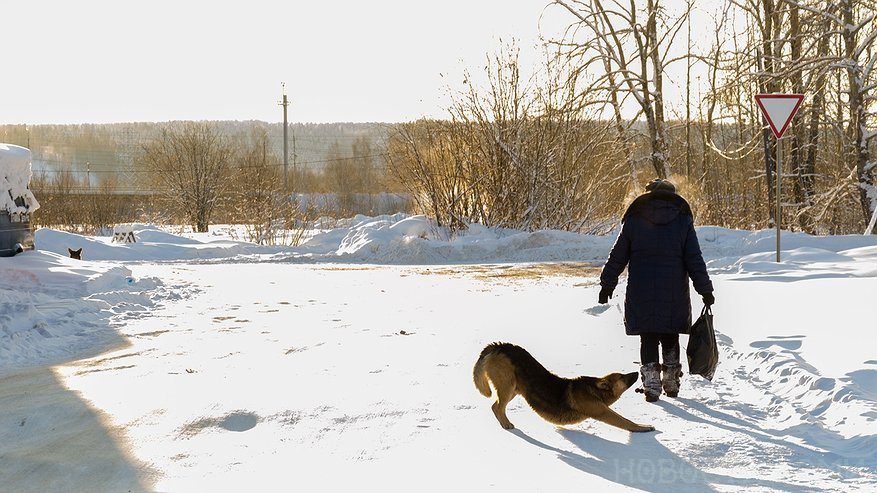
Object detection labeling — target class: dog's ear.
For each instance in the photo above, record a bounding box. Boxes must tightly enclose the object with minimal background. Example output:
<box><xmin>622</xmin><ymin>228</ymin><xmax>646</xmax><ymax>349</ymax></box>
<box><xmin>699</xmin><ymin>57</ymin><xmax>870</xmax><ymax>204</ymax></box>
<box><xmin>68</xmin><ymin>248</ymin><xmax>74</xmax><ymax>255</ymax></box>
<box><xmin>596</xmin><ymin>378</ymin><xmax>611</xmax><ymax>391</ymax></box>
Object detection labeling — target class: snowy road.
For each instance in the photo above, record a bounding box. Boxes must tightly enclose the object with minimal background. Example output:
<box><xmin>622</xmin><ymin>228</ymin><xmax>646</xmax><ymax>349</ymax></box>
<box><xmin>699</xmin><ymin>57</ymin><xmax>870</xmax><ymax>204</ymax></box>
<box><xmin>4</xmin><ymin>261</ymin><xmax>874</xmax><ymax>492</ymax></box>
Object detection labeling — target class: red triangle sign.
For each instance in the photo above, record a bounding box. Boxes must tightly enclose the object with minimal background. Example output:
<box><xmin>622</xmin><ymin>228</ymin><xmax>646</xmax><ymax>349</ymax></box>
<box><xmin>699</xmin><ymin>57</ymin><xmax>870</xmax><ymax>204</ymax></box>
<box><xmin>755</xmin><ymin>94</ymin><xmax>804</xmax><ymax>138</ymax></box>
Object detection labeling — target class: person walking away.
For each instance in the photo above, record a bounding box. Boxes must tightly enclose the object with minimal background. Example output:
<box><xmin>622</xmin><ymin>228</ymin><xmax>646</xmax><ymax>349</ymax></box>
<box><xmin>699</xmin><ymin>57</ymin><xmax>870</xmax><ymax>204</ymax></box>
<box><xmin>598</xmin><ymin>179</ymin><xmax>714</xmax><ymax>402</ymax></box>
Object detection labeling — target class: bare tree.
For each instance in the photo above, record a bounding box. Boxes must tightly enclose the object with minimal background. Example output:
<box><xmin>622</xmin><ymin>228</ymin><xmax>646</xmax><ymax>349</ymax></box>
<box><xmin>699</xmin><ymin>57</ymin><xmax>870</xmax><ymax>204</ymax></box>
<box><xmin>695</xmin><ymin>0</ymin><xmax>877</xmax><ymax>232</ymax></box>
<box><xmin>386</xmin><ymin>119</ymin><xmax>472</xmax><ymax>231</ymax></box>
<box><xmin>838</xmin><ymin>0</ymin><xmax>877</xmax><ymax>231</ymax></box>
<box><xmin>552</xmin><ymin>0</ymin><xmax>692</xmax><ymax>180</ymax></box>
<box><xmin>227</xmin><ymin>126</ymin><xmax>282</xmax><ymax>243</ymax></box>
<box><xmin>793</xmin><ymin>0</ymin><xmax>833</xmax><ymax>230</ymax></box>
<box><xmin>387</xmin><ymin>44</ymin><xmax>626</xmax><ymax>233</ymax></box>
<box><xmin>139</xmin><ymin>122</ymin><xmax>233</xmax><ymax>232</ymax></box>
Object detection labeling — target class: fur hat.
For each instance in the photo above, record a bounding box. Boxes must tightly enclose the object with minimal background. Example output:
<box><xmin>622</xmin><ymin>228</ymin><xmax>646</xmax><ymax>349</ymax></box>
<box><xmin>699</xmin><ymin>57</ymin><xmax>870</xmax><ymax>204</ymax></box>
<box><xmin>645</xmin><ymin>179</ymin><xmax>677</xmax><ymax>194</ymax></box>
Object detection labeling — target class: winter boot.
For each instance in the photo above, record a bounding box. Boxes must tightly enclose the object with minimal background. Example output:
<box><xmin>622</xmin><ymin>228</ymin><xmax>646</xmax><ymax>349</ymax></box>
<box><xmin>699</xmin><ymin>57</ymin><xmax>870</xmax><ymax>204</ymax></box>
<box><xmin>661</xmin><ymin>342</ymin><xmax>683</xmax><ymax>398</ymax></box>
<box><xmin>639</xmin><ymin>363</ymin><xmax>663</xmax><ymax>402</ymax></box>
<box><xmin>661</xmin><ymin>363</ymin><xmax>684</xmax><ymax>398</ymax></box>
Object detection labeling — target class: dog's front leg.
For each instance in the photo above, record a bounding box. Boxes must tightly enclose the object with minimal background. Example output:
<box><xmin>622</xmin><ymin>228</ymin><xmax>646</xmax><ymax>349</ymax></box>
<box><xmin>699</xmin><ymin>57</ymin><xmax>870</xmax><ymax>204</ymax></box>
<box><xmin>591</xmin><ymin>407</ymin><xmax>655</xmax><ymax>433</ymax></box>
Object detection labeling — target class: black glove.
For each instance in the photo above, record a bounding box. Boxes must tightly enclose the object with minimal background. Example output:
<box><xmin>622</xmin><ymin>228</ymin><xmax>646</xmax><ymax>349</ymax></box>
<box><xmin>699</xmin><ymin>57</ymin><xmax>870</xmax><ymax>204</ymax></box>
<box><xmin>598</xmin><ymin>287</ymin><xmax>614</xmax><ymax>304</ymax></box>
<box><xmin>702</xmin><ymin>292</ymin><xmax>715</xmax><ymax>307</ymax></box>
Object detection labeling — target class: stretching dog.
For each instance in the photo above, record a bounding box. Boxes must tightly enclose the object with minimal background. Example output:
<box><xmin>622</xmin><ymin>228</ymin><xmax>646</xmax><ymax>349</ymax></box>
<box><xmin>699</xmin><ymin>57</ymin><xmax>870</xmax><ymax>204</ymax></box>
<box><xmin>474</xmin><ymin>342</ymin><xmax>654</xmax><ymax>432</ymax></box>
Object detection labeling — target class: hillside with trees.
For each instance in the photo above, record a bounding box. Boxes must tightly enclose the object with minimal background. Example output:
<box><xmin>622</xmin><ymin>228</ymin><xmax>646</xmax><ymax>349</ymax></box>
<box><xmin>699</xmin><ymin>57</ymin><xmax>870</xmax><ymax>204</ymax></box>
<box><xmin>0</xmin><ymin>121</ymin><xmax>406</xmax><ymax>240</ymax></box>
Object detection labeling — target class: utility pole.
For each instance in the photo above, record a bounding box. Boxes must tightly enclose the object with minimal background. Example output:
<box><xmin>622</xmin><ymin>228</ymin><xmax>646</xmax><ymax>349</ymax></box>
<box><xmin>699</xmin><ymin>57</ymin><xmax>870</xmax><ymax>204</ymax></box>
<box><xmin>279</xmin><ymin>83</ymin><xmax>290</xmax><ymax>194</ymax></box>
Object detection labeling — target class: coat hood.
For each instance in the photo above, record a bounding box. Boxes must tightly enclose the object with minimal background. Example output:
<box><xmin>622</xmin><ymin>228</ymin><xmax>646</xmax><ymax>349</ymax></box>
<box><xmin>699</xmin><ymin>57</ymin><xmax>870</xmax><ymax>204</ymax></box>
<box><xmin>622</xmin><ymin>190</ymin><xmax>693</xmax><ymax>225</ymax></box>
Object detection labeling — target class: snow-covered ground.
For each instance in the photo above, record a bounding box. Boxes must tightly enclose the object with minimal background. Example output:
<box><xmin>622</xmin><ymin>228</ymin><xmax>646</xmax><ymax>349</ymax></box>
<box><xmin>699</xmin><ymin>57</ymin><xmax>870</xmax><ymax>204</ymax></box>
<box><xmin>2</xmin><ymin>215</ymin><xmax>876</xmax><ymax>492</ymax></box>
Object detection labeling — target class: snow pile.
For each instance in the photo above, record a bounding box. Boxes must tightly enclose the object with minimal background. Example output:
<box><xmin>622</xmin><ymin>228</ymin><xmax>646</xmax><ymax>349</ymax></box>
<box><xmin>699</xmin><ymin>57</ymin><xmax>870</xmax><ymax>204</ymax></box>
<box><xmin>293</xmin><ymin>214</ymin><xmax>610</xmax><ymax>264</ymax></box>
<box><xmin>272</xmin><ymin>215</ymin><xmax>877</xmax><ymax>265</ymax></box>
<box><xmin>698</xmin><ymin>226</ymin><xmax>877</xmax><ymax>264</ymax></box>
<box><xmin>0</xmin><ymin>251</ymin><xmax>174</xmax><ymax>368</ymax></box>
<box><xmin>280</xmin><ymin>215</ymin><xmax>877</xmax><ymax>266</ymax></box>
<box><xmin>0</xmin><ymin>143</ymin><xmax>40</xmax><ymax>214</ymax></box>
<box><xmin>33</xmin><ymin>214</ymin><xmax>614</xmax><ymax>264</ymax></box>
<box><xmin>35</xmin><ymin>225</ymin><xmax>287</xmax><ymax>262</ymax></box>
<box><xmin>31</xmin><ymin>214</ymin><xmax>877</xmax><ymax>266</ymax></box>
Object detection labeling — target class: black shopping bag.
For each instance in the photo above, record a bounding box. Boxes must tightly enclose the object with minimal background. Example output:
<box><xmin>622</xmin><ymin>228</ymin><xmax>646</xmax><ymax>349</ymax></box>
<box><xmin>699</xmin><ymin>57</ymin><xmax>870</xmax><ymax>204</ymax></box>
<box><xmin>687</xmin><ymin>306</ymin><xmax>718</xmax><ymax>381</ymax></box>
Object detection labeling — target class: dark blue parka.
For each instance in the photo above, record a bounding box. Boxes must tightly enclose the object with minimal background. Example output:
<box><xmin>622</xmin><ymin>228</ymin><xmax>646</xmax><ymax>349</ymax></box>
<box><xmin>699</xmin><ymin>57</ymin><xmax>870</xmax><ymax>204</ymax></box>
<box><xmin>600</xmin><ymin>190</ymin><xmax>713</xmax><ymax>335</ymax></box>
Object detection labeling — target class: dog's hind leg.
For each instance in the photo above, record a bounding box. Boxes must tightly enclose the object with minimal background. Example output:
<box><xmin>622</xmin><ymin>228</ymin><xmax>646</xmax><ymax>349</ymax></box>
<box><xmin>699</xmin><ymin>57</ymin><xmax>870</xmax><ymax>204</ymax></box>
<box><xmin>591</xmin><ymin>407</ymin><xmax>655</xmax><ymax>433</ymax></box>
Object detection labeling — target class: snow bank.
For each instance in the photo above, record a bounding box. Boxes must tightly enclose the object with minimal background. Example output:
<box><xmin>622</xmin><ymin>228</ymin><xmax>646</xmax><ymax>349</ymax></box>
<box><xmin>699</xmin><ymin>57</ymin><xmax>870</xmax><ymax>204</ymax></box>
<box><xmin>35</xmin><ymin>225</ymin><xmax>287</xmax><ymax>262</ymax></box>
<box><xmin>33</xmin><ymin>215</ymin><xmax>877</xmax><ymax>267</ymax></box>
<box><xmin>279</xmin><ymin>215</ymin><xmax>877</xmax><ymax>266</ymax></box>
<box><xmin>0</xmin><ymin>251</ymin><xmax>162</xmax><ymax>368</ymax></box>
<box><xmin>290</xmin><ymin>214</ymin><xmax>613</xmax><ymax>264</ymax></box>
<box><xmin>0</xmin><ymin>143</ymin><xmax>40</xmax><ymax>214</ymax></box>
<box><xmin>698</xmin><ymin>226</ymin><xmax>877</xmax><ymax>262</ymax></box>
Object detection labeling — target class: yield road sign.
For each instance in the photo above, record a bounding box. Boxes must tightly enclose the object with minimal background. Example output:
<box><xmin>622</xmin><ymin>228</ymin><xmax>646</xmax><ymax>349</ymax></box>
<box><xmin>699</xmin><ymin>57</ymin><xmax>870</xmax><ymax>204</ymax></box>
<box><xmin>755</xmin><ymin>94</ymin><xmax>804</xmax><ymax>138</ymax></box>
<box><xmin>754</xmin><ymin>93</ymin><xmax>804</xmax><ymax>263</ymax></box>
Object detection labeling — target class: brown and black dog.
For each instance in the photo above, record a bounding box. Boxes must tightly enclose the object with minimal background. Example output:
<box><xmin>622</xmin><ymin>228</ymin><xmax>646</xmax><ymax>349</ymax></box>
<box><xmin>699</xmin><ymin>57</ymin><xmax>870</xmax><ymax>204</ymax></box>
<box><xmin>68</xmin><ymin>248</ymin><xmax>82</xmax><ymax>260</ymax></box>
<box><xmin>473</xmin><ymin>342</ymin><xmax>654</xmax><ymax>432</ymax></box>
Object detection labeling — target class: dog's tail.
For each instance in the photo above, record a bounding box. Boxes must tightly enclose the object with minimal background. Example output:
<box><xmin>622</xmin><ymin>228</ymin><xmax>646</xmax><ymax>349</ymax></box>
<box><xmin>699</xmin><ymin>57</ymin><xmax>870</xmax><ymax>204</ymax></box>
<box><xmin>473</xmin><ymin>345</ymin><xmax>495</xmax><ymax>397</ymax></box>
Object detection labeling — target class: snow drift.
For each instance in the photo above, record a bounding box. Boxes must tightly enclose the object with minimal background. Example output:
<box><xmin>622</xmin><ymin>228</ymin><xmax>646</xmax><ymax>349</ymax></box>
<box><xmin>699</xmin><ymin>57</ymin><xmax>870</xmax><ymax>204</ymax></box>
<box><xmin>32</xmin><ymin>213</ymin><xmax>877</xmax><ymax>267</ymax></box>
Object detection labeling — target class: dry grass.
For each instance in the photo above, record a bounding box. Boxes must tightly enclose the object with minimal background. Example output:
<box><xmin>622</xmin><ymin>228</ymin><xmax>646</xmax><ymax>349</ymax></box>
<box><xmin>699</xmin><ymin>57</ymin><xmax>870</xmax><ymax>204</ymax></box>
<box><xmin>302</xmin><ymin>262</ymin><xmax>603</xmax><ymax>285</ymax></box>
<box><xmin>314</xmin><ymin>266</ymin><xmax>377</xmax><ymax>272</ymax></box>
<box><xmin>415</xmin><ymin>262</ymin><xmax>602</xmax><ymax>283</ymax></box>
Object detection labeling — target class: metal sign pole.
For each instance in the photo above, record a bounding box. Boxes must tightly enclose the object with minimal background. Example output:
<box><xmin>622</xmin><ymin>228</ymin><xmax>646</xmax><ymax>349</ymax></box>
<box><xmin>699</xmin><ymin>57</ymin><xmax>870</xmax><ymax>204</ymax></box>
<box><xmin>776</xmin><ymin>136</ymin><xmax>782</xmax><ymax>263</ymax></box>
<box><xmin>754</xmin><ymin>93</ymin><xmax>804</xmax><ymax>263</ymax></box>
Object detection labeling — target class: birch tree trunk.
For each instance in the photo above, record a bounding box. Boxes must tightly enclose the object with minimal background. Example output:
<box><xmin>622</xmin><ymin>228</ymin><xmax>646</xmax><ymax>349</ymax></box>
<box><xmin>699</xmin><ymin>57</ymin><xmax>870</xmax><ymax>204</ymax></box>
<box><xmin>841</xmin><ymin>0</ymin><xmax>877</xmax><ymax>230</ymax></box>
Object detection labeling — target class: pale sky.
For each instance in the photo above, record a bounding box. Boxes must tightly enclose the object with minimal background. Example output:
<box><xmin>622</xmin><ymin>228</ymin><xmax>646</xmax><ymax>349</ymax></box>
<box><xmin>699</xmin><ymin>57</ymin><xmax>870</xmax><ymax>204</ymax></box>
<box><xmin>1</xmin><ymin>1</ymin><xmax>574</xmax><ymax>124</ymax></box>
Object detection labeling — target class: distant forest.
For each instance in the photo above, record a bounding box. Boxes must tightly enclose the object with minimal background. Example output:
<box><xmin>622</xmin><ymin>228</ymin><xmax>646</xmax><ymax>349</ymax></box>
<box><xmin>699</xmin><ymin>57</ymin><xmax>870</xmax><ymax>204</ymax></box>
<box><xmin>1</xmin><ymin>121</ymin><xmax>413</xmax><ymax>239</ymax></box>
<box><xmin>0</xmin><ymin>121</ymin><xmax>391</xmax><ymax>194</ymax></box>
